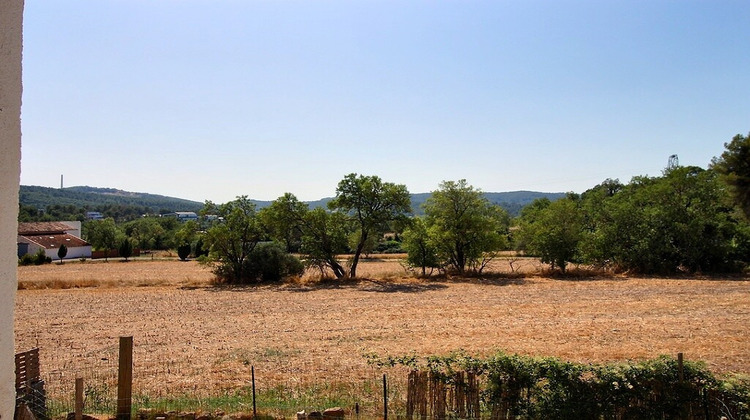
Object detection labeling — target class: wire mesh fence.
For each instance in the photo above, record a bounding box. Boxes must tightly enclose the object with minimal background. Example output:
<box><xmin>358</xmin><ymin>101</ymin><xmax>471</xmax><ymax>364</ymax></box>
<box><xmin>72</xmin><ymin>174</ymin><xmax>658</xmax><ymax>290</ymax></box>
<box><xmin>21</xmin><ymin>343</ymin><xmax>749</xmax><ymax>420</ymax></box>
<box><xmin>32</xmin><ymin>342</ymin><xmax>408</xmax><ymax>420</ymax></box>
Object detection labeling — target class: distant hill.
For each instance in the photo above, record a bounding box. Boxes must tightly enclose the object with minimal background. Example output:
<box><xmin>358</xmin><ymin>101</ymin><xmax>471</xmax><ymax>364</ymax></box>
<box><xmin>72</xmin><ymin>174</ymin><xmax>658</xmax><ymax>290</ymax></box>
<box><xmin>20</xmin><ymin>185</ymin><xmax>565</xmax><ymax>219</ymax></box>
<box><xmin>20</xmin><ymin>185</ymin><xmax>204</xmax><ymax>214</ymax></box>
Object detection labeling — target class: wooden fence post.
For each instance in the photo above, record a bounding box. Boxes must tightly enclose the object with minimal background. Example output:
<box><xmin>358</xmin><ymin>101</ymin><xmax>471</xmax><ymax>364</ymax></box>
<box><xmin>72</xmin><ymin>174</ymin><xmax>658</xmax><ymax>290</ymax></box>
<box><xmin>251</xmin><ymin>366</ymin><xmax>257</xmax><ymax>419</ymax></box>
<box><xmin>677</xmin><ymin>353</ymin><xmax>684</xmax><ymax>383</ymax></box>
<box><xmin>383</xmin><ymin>374</ymin><xmax>388</xmax><ymax>420</ymax></box>
<box><xmin>117</xmin><ymin>336</ymin><xmax>133</xmax><ymax>420</ymax></box>
<box><xmin>75</xmin><ymin>377</ymin><xmax>84</xmax><ymax>420</ymax></box>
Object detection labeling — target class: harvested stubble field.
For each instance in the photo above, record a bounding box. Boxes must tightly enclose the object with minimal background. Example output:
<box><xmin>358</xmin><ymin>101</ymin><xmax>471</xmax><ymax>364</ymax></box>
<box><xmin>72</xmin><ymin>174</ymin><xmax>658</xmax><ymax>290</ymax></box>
<box><xmin>14</xmin><ymin>258</ymin><xmax>750</xmax><ymax>414</ymax></box>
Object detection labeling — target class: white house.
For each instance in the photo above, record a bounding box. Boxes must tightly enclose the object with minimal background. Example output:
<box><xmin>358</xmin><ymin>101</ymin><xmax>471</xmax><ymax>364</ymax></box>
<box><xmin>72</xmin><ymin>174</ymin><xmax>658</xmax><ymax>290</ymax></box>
<box><xmin>163</xmin><ymin>211</ymin><xmax>199</xmax><ymax>222</ymax></box>
<box><xmin>17</xmin><ymin>221</ymin><xmax>92</xmax><ymax>260</ymax></box>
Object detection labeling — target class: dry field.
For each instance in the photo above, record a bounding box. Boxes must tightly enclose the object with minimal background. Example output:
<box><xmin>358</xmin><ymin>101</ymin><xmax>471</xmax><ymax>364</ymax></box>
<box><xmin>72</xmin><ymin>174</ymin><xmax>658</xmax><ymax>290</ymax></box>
<box><xmin>14</xmin><ymin>258</ymin><xmax>750</xmax><ymax>412</ymax></box>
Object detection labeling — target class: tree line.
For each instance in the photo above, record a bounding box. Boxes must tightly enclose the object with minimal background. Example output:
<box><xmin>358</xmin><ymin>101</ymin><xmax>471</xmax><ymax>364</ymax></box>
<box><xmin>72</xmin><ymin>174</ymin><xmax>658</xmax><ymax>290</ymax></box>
<box><xmin>59</xmin><ymin>133</ymin><xmax>750</xmax><ymax>281</ymax></box>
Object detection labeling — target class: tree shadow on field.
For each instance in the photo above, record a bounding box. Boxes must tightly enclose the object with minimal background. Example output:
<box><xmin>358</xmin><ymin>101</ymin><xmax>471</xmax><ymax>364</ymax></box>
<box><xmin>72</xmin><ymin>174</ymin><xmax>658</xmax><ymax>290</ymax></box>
<box><xmin>189</xmin><ymin>278</ymin><xmax>450</xmax><ymax>294</ymax></box>
<box><xmin>437</xmin><ymin>274</ymin><xmax>535</xmax><ymax>287</ymax></box>
<box><xmin>356</xmin><ymin>279</ymin><xmax>448</xmax><ymax>293</ymax></box>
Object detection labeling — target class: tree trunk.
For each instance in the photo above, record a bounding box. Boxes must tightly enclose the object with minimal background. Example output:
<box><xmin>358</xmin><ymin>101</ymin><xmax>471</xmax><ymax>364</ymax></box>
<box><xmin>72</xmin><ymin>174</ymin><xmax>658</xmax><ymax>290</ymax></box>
<box><xmin>349</xmin><ymin>231</ymin><xmax>368</xmax><ymax>278</ymax></box>
<box><xmin>330</xmin><ymin>259</ymin><xmax>347</xmax><ymax>279</ymax></box>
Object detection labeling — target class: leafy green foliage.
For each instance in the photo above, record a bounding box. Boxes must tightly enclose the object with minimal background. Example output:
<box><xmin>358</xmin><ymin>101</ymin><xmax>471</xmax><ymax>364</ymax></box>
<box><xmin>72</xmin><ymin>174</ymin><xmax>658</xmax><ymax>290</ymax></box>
<box><xmin>517</xmin><ymin>197</ymin><xmax>583</xmax><ymax>273</ymax></box>
<box><xmin>712</xmin><ymin>132</ymin><xmax>750</xmax><ymax>220</ymax></box>
<box><xmin>19</xmin><ymin>249</ymin><xmax>52</xmax><ymax>266</ymax></box>
<box><xmin>371</xmin><ymin>351</ymin><xmax>750</xmax><ymax>420</ymax></box>
<box><xmin>174</xmin><ymin>220</ymin><xmax>201</xmax><ymax>260</ymax></box>
<box><xmin>328</xmin><ymin>173</ymin><xmax>411</xmax><ymax>278</ymax></box>
<box><xmin>177</xmin><ymin>243</ymin><xmax>191</xmax><ymax>261</ymax></box>
<box><xmin>260</xmin><ymin>192</ymin><xmax>307</xmax><ymax>253</ymax></box>
<box><xmin>118</xmin><ymin>238</ymin><xmax>134</xmax><ymax>261</ymax></box>
<box><xmin>122</xmin><ymin>217</ymin><xmax>177</xmax><ymax>250</ymax></box>
<box><xmin>402</xmin><ymin>218</ymin><xmax>441</xmax><ymax>276</ymax></box>
<box><xmin>423</xmin><ymin>180</ymin><xmax>510</xmax><ymax>274</ymax></box>
<box><xmin>263</xmin><ymin>194</ymin><xmax>350</xmax><ymax>279</ymax></box>
<box><xmin>201</xmin><ymin>196</ymin><xmax>265</xmax><ymax>284</ymax></box>
<box><xmin>244</xmin><ymin>242</ymin><xmax>305</xmax><ymax>282</ymax></box>
<box><xmin>299</xmin><ymin>208</ymin><xmax>350</xmax><ymax>279</ymax></box>
<box><xmin>57</xmin><ymin>244</ymin><xmax>68</xmax><ymax>263</ymax></box>
<box><xmin>84</xmin><ymin>218</ymin><xmax>120</xmax><ymax>261</ymax></box>
<box><xmin>580</xmin><ymin>167</ymin><xmax>749</xmax><ymax>273</ymax></box>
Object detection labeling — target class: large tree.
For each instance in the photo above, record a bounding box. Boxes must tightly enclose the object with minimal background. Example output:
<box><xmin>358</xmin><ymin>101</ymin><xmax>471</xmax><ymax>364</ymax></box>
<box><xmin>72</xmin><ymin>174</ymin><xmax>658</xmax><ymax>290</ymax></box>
<box><xmin>711</xmin><ymin>132</ymin><xmax>750</xmax><ymax>220</ymax></box>
<box><xmin>402</xmin><ymin>217</ymin><xmax>441</xmax><ymax>276</ymax></box>
<box><xmin>263</xmin><ymin>194</ymin><xmax>350</xmax><ymax>279</ymax></box>
<box><xmin>260</xmin><ymin>192</ymin><xmax>307</xmax><ymax>253</ymax></box>
<box><xmin>84</xmin><ymin>217</ymin><xmax>119</xmax><ymax>261</ymax></box>
<box><xmin>517</xmin><ymin>196</ymin><xmax>583</xmax><ymax>273</ymax></box>
<box><xmin>201</xmin><ymin>196</ymin><xmax>264</xmax><ymax>283</ymax></box>
<box><xmin>328</xmin><ymin>173</ymin><xmax>411</xmax><ymax>278</ymax></box>
<box><xmin>579</xmin><ymin>167</ymin><xmax>747</xmax><ymax>273</ymax></box>
<box><xmin>300</xmin><ymin>208</ymin><xmax>350</xmax><ymax>279</ymax></box>
<box><xmin>423</xmin><ymin>180</ymin><xmax>509</xmax><ymax>274</ymax></box>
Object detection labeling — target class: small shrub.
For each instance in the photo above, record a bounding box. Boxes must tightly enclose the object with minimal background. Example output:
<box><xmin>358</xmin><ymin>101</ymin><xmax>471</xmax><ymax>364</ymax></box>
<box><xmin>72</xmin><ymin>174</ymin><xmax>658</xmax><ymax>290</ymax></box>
<box><xmin>374</xmin><ymin>240</ymin><xmax>405</xmax><ymax>254</ymax></box>
<box><xmin>57</xmin><ymin>243</ymin><xmax>68</xmax><ymax>262</ymax></box>
<box><xmin>18</xmin><ymin>254</ymin><xmax>35</xmax><ymax>266</ymax></box>
<box><xmin>177</xmin><ymin>243</ymin><xmax>191</xmax><ymax>261</ymax></box>
<box><xmin>193</xmin><ymin>237</ymin><xmax>209</xmax><ymax>257</ymax></box>
<box><xmin>208</xmin><ymin>242</ymin><xmax>305</xmax><ymax>284</ymax></box>
<box><xmin>244</xmin><ymin>242</ymin><xmax>304</xmax><ymax>283</ymax></box>
<box><xmin>19</xmin><ymin>249</ymin><xmax>53</xmax><ymax>266</ymax></box>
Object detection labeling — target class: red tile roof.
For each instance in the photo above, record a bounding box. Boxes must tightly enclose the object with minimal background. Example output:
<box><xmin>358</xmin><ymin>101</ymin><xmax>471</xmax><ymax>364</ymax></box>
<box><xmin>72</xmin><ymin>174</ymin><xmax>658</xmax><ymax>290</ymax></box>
<box><xmin>18</xmin><ymin>222</ymin><xmax>75</xmax><ymax>235</ymax></box>
<box><xmin>19</xmin><ymin>233</ymin><xmax>90</xmax><ymax>249</ymax></box>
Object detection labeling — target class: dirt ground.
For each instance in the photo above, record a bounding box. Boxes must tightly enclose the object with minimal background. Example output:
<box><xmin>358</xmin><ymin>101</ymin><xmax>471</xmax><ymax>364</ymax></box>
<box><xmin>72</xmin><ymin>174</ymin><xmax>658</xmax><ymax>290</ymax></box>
<box><xmin>14</xmin><ymin>259</ymin><xmax>750</xmax><ymax>400</ymax></box>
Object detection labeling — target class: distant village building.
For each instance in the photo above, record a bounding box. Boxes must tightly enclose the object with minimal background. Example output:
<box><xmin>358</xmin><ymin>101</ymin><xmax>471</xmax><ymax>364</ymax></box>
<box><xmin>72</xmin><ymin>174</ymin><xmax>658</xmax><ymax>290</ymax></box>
<box><xmin>163</xmin><ymin>211</ymin><xmax>199</xmax><ymax>222</ymax></box>
<box><xmin>86</xmin><ymin>211</ymin><xmax>104</xmax><ymax>220</ymax></box>
<box><xmin>17</xmin><ymin>221</ymin><xmax>92</xmax><ymax>260</ymax></box>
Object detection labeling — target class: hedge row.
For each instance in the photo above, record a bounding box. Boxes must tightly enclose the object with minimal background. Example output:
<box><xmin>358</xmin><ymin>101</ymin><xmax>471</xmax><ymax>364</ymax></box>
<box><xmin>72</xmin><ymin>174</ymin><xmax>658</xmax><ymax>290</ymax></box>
<box><xmin>369</xmin><ymin>351</ymin><xmax>750</xmax><ymax>419</ymax></box>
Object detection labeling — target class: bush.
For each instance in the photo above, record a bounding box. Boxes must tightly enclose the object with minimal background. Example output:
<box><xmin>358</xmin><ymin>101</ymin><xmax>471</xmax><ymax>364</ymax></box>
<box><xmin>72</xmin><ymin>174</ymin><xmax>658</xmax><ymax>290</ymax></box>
<box><xmin>119</xmin><ymin>239</ymin><xmax>134</xmax><ymax>261</ymax></box>
<box><xmin>213</xmin><ymin>242</ymin><xmax>304</xmax><ymax>284</ymax></box>
<box><xmin>177</xmin><ymin>243</ymin><xmax>191</xmax><ymax>261</ymax></box>
<box><xmin>19</xmin><ymin>249</ymin><xmax>52</xmax><ymax>266</ymax></box>
<box><xmin>245</xmin><ymin>242</ymin><xmax>305</xmax><ymax>283</ymax></box>
<box><xmin>374</xmin><ymin>240</ymin><xmax>405</xmax><ymax>254</ymax></box>
<box><xmin>193</xmin><ymin>237</ymin><xmax>209</xmax><ymax>258</ymax></box>
<box><xmin>370</xmin><ymin>351</ymin><xmax>750</xmax><ymax>420</ymax></box>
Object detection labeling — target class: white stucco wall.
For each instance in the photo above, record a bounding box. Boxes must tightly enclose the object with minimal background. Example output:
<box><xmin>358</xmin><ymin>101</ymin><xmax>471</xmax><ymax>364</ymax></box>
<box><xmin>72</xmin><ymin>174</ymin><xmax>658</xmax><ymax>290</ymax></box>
<box><xmin>0</xmin><ymin>0</ymin><xmax>24</xmax><ymax>417</ymax></box>
<box><xmin>62</xmin><ymin>221</ymin><xmax>82</xmax><ymax>238</ymax></box>
<box><xmin>44</xmin><ymin>246</ymin><xmax>92</xmax><ymax>260</ymax></box>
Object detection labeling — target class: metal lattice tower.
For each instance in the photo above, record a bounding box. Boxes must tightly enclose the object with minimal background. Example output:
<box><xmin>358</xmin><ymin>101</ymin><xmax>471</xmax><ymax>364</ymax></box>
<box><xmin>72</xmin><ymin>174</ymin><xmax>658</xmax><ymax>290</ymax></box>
<box><xmin>667</xmin><ymin>154</ymin><xmax>679</xmax><ymax>170</ymax></box>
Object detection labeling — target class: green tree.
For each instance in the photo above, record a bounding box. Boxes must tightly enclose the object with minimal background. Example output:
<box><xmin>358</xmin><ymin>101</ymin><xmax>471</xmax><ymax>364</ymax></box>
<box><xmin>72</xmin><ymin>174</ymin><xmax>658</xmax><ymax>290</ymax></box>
<box><xmin>57</xmin><ymin>244</ymin><xmax>68</xmax><ymax>264</ymax></box>
<box><xmin>518</xmin><ymin>197</ymin><xmax>583</xmax><ymax>273</ymax></box>
<box><xmin>119</xmin><ymin>238</ymin><xmax>134</xmax><ymax>261</ymax></box>
<box><xmin>174</xmin><ymin>220</ymin><xmax>200</xmax><ymax>260</ymax></box>
<box><xmin>122</xmin><ymin>217</ymin><xmax>170</xmax><ymax>250</ymax></box>
<box><xmin>300</xmin><ymin>208</ymin><xmax>350</xmax><ymax>279</ymax></box>
<box><xmin>264</xmin><ymin>193</ymin><xmax>350</xmax><ymax>279</ymax></box>
<box><xmin>201</xmin><ymin>196</ymin><xmax>264</xmax><ymax>283</ymax></box>
<box><xmin>244</xmin><ymin>242</ymin><xmax>305</xmax><ymax>282</ymax></box>
<box><xmin>402</xmin><ymin>217</ymin><xmax>441</xmax><ymax>276</ymax></box>
<box><xmin>84</xmin><ymin>218</ymin><xmax>119</xmax><ymax>261</ymax></box>
<box><xmin>711</xmin><ymin>132</ymin><xmax>750</xmax><ymax>220</ymax></box>
<box><xmin>328</xmin><ymin>173</ymin><xmax>411</xmax><ymax>278</ymax></box>
<box><xmin>177</xmin><ymin>243</ymin><xmax>191</xmax><ymax>261</ymax></box>
<box><xmin>423</xmin><ymin>180</ymin><xmax>510</xmax><ymax>274</ymax></box>
<box><xmin>579</xmin><ymin>167</ymin><xmax>747</xmax><ymax>273</ymax></box>
<box><xmin>259</xmin><ymin>192</ymin><xmax>307</xmax><ymax>252</ymax></box>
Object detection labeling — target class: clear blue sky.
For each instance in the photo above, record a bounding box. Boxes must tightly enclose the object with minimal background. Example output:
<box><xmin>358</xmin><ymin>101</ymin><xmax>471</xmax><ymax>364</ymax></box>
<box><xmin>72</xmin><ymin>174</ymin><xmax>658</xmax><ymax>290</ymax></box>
<box><xmin>20</xmin><ymin>0</ymin><xmax>750</xmax><ymax>203</ymax></box>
